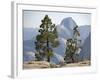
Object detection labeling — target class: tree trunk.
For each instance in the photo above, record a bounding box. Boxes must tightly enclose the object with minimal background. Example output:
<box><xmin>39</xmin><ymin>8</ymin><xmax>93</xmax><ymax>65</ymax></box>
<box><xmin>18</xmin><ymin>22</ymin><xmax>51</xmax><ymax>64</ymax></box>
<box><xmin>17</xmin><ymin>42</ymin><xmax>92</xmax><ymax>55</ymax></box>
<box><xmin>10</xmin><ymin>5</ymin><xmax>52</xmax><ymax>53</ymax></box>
<box><xmin>47</xmin><ymin>56</ymin><xmax>50</xmax><ymax>62</ymax></box>
<box><xmin>47</xmin><ymin>37</ymin><xmax>50</xmax><ymax>62</ymax></box>
<box><xmin>71</xmin><ymin>55</ymin><xmax>74</xmax><ymax>63</ymax></box>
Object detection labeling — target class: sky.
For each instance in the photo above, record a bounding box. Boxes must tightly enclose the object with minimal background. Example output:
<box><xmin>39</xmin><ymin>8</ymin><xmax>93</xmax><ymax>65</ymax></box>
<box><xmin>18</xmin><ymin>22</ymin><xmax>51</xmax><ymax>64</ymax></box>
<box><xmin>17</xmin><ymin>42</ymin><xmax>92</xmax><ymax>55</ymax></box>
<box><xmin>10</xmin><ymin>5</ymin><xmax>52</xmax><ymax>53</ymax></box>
<box><xmin>23</xmin><ymin>10</ymin><xmax>91</xmax><ymax>28</ymax></box>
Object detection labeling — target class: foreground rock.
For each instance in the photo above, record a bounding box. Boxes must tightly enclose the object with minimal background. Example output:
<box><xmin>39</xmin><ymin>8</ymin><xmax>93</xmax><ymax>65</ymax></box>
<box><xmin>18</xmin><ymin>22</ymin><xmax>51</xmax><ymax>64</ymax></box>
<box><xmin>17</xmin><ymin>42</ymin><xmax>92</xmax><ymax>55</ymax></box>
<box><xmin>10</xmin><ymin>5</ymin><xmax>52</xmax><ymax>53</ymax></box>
<box><xmin>23</xmin><ymin>61</ymin><xmax>50</xmax><ymax>69</ymax></box>
<box><xmin>63</xmin><ymin>60</ymin><xmax>91</xmax><ymax>67</ymax></box>
<box><xmin>23</xmin><ymin>60</ymin><xmax>90</xmax><ymax>69</ymax></box>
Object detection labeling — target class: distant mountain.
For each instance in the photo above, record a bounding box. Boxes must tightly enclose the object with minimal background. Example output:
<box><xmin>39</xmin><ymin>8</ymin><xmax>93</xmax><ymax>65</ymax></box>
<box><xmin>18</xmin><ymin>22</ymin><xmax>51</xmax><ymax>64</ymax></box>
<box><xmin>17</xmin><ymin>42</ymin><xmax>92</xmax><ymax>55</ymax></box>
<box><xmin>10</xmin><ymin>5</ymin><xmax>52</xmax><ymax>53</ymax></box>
<box><xmin>57</xmin><ymin>17</ymin><xmax>77</xmax><ymax>39</ymax></box>
<box><xmin>23</xmin><ymin>28</ymin><xmax>39</xmax><ymax>61</ymax></box>
<box><xmin>79</xmin><ymin>25</ymin><xmax>91</xmax><ymax>44</ymax></box>
<box><xmin>60</xmin><ymin>17</ymin><xmax>76</xmax><ymax>30</ymax></box>
<box><xmin>79</xmin><ymin>34</ymin><xmax>91</xmax><ymax>60</ymax></box>
<box><xmin>23</xmin><ymin>17</ymin><xmax>91</xmax><ymax>63</ymax></box>
<box><xmin>23</xmin><ymin>39</ymin><xmax>36</xmax><ymax>61</ymax></box>
<box><xmin>23</xmin><ymin>40</ymin><xmax>35</xmax><ymax>52</ymax></box>
<box><xmin>23</xmin><ymin>51</ymin><xmax>35</xmax><ymax>61</ymax></box>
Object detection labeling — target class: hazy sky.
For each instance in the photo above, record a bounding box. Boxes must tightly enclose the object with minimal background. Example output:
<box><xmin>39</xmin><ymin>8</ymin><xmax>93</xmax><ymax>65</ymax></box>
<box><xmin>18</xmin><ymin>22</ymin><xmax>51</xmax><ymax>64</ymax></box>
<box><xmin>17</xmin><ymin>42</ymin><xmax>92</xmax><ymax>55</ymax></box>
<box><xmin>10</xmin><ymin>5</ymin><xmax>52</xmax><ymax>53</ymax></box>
<box><xmin>23</xmin><ymin>10</ymin><xmax>91</xmax><ymax>28</ymax></box>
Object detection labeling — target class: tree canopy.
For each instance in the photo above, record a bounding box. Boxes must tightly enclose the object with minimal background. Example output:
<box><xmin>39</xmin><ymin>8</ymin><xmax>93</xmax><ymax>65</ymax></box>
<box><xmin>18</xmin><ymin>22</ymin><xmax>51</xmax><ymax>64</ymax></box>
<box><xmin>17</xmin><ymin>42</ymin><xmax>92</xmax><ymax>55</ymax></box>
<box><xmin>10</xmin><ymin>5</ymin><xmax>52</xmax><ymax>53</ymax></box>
<box><xmin>35</xmin><ymin>15</ymin><xmax>59</xmax><ymax>62</ymax></box>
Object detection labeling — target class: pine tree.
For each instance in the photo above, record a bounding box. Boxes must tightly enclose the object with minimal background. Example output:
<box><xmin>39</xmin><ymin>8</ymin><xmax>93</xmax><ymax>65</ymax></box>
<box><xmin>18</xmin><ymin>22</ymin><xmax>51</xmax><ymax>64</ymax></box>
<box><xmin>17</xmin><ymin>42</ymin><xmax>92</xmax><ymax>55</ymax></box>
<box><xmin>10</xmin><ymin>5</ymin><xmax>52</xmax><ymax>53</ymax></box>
<box><xmin>64</xmin><ymin>39</ymin><xmax>77</xmax><ymax>63</ymax></box>
<box><xmin>64</xmin><ymin>25</ymin><xmax>81</xmax><ymax>63</ymax></box>
<box><xmin>35</xmin><ymin>15</ymin><xmax>59</xmax><ymax>62</ymax></box>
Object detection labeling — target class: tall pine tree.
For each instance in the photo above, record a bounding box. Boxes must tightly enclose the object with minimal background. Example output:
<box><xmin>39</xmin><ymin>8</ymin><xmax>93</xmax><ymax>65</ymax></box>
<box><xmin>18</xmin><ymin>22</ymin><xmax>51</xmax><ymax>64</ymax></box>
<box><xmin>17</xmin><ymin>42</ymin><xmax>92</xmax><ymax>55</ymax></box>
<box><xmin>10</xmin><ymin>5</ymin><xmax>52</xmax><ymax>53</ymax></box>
<box><xmin>35</xmin><ymin>15</ymin><xmax>59</xmax><ymax>62</ymax></box>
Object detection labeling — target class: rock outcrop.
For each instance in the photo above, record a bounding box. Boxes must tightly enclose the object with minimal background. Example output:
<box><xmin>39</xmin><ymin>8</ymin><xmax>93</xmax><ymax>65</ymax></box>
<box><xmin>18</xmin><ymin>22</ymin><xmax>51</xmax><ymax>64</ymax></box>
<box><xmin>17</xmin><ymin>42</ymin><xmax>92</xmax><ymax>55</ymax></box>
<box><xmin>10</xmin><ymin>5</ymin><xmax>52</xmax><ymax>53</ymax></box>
<box><xmin>23</xmin><ymin>61</ymin><xmax>50</xmax><ymax>69</ymax></box>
